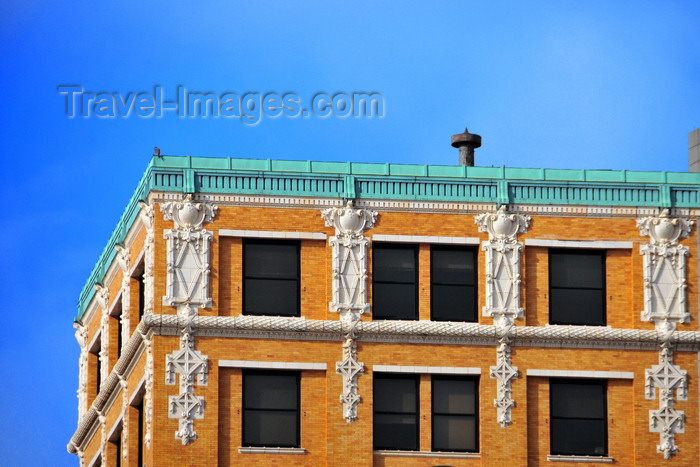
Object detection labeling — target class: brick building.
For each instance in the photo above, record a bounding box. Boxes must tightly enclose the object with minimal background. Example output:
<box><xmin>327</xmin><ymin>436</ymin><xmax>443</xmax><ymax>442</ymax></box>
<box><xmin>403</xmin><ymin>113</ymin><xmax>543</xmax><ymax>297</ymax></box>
<box><xmin>68</xmin><ymin>134</ymin><xmax>700</xmax><ymax>466</ymax></box>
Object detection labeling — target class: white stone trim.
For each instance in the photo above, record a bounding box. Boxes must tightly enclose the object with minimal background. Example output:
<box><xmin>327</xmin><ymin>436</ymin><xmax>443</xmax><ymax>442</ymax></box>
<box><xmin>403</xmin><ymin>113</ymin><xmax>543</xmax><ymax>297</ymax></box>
<box><xmin>526</xmin><ymin>369</ymin><xmax>634</xmax><ymax>379</ymax></box>
<box><xmin>374</xmin><ymin>450</ymin><xmax>480</xmax><ymax>459</ymax></box>
<box><xmin>219</xmin><ymin>360</ymin><xmax>327</xmax><ymax>370</ymax></box>
<box><xmin>371</xmin><ymin>234</ymin><xmax>480</xmax><ymax>245</ymax></box>
<box><xmin>238</xmin><ymin>447</ymin><xmax>306</xmax><ymax>454</ymax></box>
<box><xmin>547</xmin><ymin>455</ymin><xmax>614</xmax><ymax>463</ymax></box>
<box><xmin>373</xmin><ymin>365</ymin><xmax>481</xmax><ymax>375</ymax></box>
<box><xmin>524</xmin><ymin>239</ymin><xmax>634</xmax><ymax>249</ymax></box>
<box><xmin>218</xmin><ymin>229</ymin><xmax>327</xmax><ymax>240</ymax></box>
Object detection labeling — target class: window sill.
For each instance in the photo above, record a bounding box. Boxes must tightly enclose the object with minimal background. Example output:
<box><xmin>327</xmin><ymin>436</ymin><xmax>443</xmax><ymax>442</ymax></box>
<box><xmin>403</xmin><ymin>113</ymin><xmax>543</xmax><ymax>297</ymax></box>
<box><xmin>374</xmin><ymin>450</ymin><xmax>480</xmax><ymax>459</ymax></box>
<box><xmin>547</xmin><ymin>455</ymin><xmax>613</xmax><ymax>463</ymax></box>
<box><xmin>238</xmin><ymin>447</ymin><xmax>306</xmax><ymax>455</ymax></box>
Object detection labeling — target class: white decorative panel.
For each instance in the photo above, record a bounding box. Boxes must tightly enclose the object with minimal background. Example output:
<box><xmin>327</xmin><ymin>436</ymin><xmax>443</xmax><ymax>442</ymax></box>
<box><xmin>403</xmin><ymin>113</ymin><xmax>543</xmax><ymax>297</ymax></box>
<box><xmin>475</xmin><ymin>206</ymin><xmax>530</xmax><ymax>428</ymax></box>
<box><xmin>160</xmin><ymin>195</ymin><xmax>216</xmax><ymax>445</ymax></box>
<box><xmin>637</xmin><ymin>209</ymin><xmax>692</xmax><ymax>459</ymax></box>
<box><xmin>322</xmin><ymin>202</ymin><xmax>377</xmax><ymax>423</ymax></box>
<box><xmin>323</xmin><ymin>202</ymin><xmax>377</xmax><ymax>321</ymax></box>
<box><xmin>638</xmin><ymin>209</ymin><xmax>692</xmax><ymax>327</ymax></box>
<box><xmin>476</xmin><ymin>206</ymin><xmax>530</xmax><ymax>321</ymax></box>
<box><xmin>161</xmin><ymin>195</ymin><xmax>217</xmax><ymax>308</ymax></box>
<box><xmin>645</xmin><ymin>344</ymin><xmax>688</xmax><ymax>459</ymax></box>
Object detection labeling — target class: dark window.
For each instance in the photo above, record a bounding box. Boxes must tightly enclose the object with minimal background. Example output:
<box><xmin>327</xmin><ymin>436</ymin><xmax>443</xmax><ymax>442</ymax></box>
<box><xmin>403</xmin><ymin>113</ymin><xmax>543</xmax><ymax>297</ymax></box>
<box><xmin>111</xmin><ymin>299</ymin><xmax>123</xmax><ymax>358</ymax></box>
<box><xmin>373</xmin><ymin>244</ymin><xmax>418</xmax><ymax>320</ymax></box>
<box><xmin>90</xmin><ymin>339</ymin><xmax>101</xmax><ymax>395</ymax></box>
<box><xmin>243</xmin><ymin>240</ymin><xmax>300</xmax><ymax>316</ymax></box>
<box><xmin>108</xmin><ymin>425</ymin><xmax>122</xmax><ymax>467</ymax></box>
<box><xmin>373</xmin><ymin>374</ymin><xmax>419</xmax><ymax>450</ymax></box>
<box><xmin>549</xmin><ymin>250</ymin><xmax>606</xmax><ymax>325</ymax></box>
<box><xmin>550</xmin><ymin>379</ymin><xmax>607</xmax><ymax>456</ymax></box>
<box><xmin>431</xmin><ymin>246</ymin><xmax>477</xmax><ymax>322</ymax></box>
<box><xmin>243</xmin><ymin>370</ymin><xmax>300</xmax><ymax>447</ymax></box>
<box><xmin>131</xmin><ymin>259</ymin><xmax>145</xmax><ymax>321</ymax></box>
<box><xmin>432</xmin><ymin>376</ymin><xmax>478</xmax><ymax>452</ymax></box>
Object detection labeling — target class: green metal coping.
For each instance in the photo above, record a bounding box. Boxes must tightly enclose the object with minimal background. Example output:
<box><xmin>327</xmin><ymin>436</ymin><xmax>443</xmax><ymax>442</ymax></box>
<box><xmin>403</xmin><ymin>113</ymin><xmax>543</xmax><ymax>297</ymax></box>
<box><xmin>75</xmin><ymin>155</ymin><xmax>700</xmax><ymax>322</ymax></box>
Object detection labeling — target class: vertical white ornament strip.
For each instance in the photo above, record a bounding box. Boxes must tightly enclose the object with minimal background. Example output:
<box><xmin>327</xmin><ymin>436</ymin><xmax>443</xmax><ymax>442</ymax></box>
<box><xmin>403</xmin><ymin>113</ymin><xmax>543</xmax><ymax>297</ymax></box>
<box><xmin>94</xmin><ymin>284</ymin><xmax>110</xmax><ymax>385</ymax></box>
<box><xmin>476</xmin><ymin>206</ymin><xmax>530</xmax><ymax>427</ymax></box>
<box><xmin>140</xmin><ymin>331</ymin><xmax>154</xmax><ymax>449</ymax></box>
<box><xmin>161</xmin><ymin>195</ymin><xmax>216</xmax><ymax>444</ymax></box>
<box><xmin>322</xmin><ymin>201</ymin><xmax>377</xmax><ymax>422</ymax></box>
<box><xmin>138</xmin><ymin>201</ymin><xmax>156</xmax><ymax>316</ymax></box>
<box><xmin>118</xmin><ymin>375</ymin><xmax>129</xmax><ymax>463</ymax></box>
<box><xmin>115</xmin><ymin>244</ymin><xmax>131</xmax><ymax>350</ymax></box>
<box><xmin>74</xmin><ymin>324</ymin><xmax>89</xmax><ymax>418</ymax></box>
<box><xmin>638</xmin><ymin>210</ymin><xmax>692</xmax><ymax>458</ymax></box>
<box><xmin>138</xmin><ymin>201</ymin><xmax>155</xmax><ymax>449</ymax></box>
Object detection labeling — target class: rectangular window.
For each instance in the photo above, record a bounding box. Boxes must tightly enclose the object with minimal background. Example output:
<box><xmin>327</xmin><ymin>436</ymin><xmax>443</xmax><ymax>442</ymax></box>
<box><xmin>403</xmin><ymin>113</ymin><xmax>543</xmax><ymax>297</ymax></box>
<box><xmin>110</xmin><ymin>298</ymin><xmax>123</xmax><ymax>359</ymax></box>
<box><xmin>550</xmin><ymin>379</ymin><xmax>607</xmax><ymax>456</ymax></box>
<box><xmin>432</xmin><ymin>376</ymin><xmax>478</xmax><ymax>452</ymax></box>
<box><xmin>549</xmin><ymin>250</ymin><xmax>606</xmax><ymax>325</ymax></box>
<box><xmin>373</xmin><ymin>374</ymin><xmax>419</xmax><ymax>450</ymax></box>
<box><xmin>373</xmin><ymin>244</ymin><xmax>418</xmax><ymax>320</ymax></box>
<box><xmin>243</xmin><ymin>240</ymin><xmax>300</xmax><ymax>316</ymax></box>
<box><xmin>243</xmin><ymin>370</ymin><xmax>300</xmax><ymax>448</ymax></box>
<box><xmin>431</xmin><ymin>246</ymin><xmax>477</xmax><ymax>322</ymax></box>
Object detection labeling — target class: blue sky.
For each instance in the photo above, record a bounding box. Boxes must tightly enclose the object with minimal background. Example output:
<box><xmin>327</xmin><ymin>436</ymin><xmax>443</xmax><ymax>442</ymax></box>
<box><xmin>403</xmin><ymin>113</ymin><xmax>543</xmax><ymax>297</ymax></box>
<box><xmin>0</xmin><ymin>1</ymin><xmax>698</xmax><ymax>465</ymax></box>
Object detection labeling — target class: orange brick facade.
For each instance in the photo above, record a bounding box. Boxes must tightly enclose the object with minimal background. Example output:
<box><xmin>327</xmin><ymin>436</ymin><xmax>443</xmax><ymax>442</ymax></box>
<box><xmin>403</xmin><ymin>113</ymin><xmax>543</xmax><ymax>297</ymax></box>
<box><xmin>69</xmin><ymin>175</ymin><xmax>700</xmax><ymax>466</ymax></box>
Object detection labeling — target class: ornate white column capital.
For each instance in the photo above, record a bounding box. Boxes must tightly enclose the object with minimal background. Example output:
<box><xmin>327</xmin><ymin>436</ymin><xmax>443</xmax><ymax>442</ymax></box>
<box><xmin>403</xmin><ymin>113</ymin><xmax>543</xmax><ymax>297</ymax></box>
<box><xmin>161</xmin><ymin>194</ymin><xmax>217</xmax><ymax>231</ymax></box>
<box><xmin>94</xmin><ymin>283</ymin><xmax>109</xmax><ymax>311</ymax></box>
<box><xmin>475</xmin><ymin>205</ymin><xmax>530</xmax><ymax>246</ymax></box>
<box><xmin>115</xmin><ymin>244</ymin><xmax>130</xmax><ymax>273</ymax></box>
<box><xmin>138</xmin><ymin>201</ymin><xmax>155</xmax><ymax>230</ymax></box>
<box><xmin>322</xmin><ymin>201</ymin><xmax>377</xmax><ymax>241</ymax></box>
<box><xmin>637</xmin><ymin>209</ymin><xmax>692</xmax><ymax>247</ymax></box>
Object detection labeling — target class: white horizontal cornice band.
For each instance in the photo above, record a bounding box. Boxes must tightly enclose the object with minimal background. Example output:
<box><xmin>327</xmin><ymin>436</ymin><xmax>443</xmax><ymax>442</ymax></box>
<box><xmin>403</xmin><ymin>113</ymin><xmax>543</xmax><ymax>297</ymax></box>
<box><xmin>371</xmin><ymin>234</ymin><xmax>480</xmax><ymax>245</ymax></box>
<box><xmin>219</xmin><ymin>360</ymin><xmax>327</xmax><ymax>370</ymax></box>
<box><xmin>373</xmin><ymin>365</ymin><xmax>481</xmax><ymax>375</ymax></box>
<box><xmin>142</xmin><ymin>314</ymin><xmax>700</xmax><ymax>350</ymax></box>
<box><xmin>524</xmin><ymin>239</ymin><xmax>634</xmax><ymax>249</ymax></box>
<box><xmin>526</xmin><ymin>369</ymin><xmax>634</xmax><ymax>379</ymax></box>
<box><xmin>218</xmin><ymin>229</ymin><xmax>327</xmax><ymax>240</ymax></box>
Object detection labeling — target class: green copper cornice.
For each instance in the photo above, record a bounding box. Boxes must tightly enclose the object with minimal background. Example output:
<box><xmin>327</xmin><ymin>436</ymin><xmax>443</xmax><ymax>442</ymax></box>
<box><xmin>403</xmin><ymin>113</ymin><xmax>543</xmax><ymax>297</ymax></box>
<box><xmin>76</xmin><ymin>155</ymin><xmax>700</xmax><ymax>322</ymax></box>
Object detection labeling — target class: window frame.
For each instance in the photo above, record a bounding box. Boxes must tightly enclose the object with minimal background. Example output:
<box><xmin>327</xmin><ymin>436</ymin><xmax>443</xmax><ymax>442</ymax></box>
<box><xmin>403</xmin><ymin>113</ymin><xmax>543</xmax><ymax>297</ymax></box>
<box><xmin>242</xmin><ymin>370</ymin><xmax>301</xmax><ymax>448</ymax></box>
<box><xmin>431</xmin><ymin>375</ymin><xmax>479</xmax><ymax>452</ymax></box>
<box><xmin>549</xmin><ymin>249</ymin><xmax>606</xmax><ymax>326</ymax></box>
<box><xmin>373</xmin><ymin>373</ymin><xmax>420</xmax><ymax>451</ymax></box>
<box><xmin>242</xmin><ymin>239</ymin><xmax>301</xmax><ymax>317</ymax></box>
<box><xmin>430</xmin><ymin>245</ymin><xmax>478</xmax><ymax>322</ymax></box>
<box><xmin>550</xmin><ymin>378</ymin><xmax>608</xmax><ymax>457</ymax></box>
<box><xmin>372</xmin><ymin>243</ymin><xmax>419</xmax><ymax>321</ymax></box>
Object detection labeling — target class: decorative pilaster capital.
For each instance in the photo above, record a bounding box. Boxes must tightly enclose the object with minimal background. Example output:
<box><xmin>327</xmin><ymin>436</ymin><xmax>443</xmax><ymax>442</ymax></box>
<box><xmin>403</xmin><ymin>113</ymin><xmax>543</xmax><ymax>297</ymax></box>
<box><xmin>322</xmin><ymin>201</ymin><xmax>377</xmax><ymax>239</ymax></box>
<box><xmin>115</xmin><ymin>244</ymin><xmax>130</xmax><ymax>273</ymax></box>
<box><xmin>475</xmin><ymin>205</ymin><xmax>530</xmax><ymax>244</ymax></box>
<box><xmin>74</xmin><ymin>323</ymin><xmax>88</xmax><ymax>349</ymax></box>
<box><xmin>94</xmin><ymin>283</ymin><xmax>109</xmax><ymax>311</ymax></box>
<box><xmin>637</xmin><ymin>209</ymin><xmax>693</xmax><ymax>247</ymax></box>
<box><xmin>161</xmin><ymin>194</ymin><xmax>217</xmax><ymax>231</ymax></box>
<box><xmin>138</xmin><ymin>201</ymin><xmax>155</xmax><ymax>230</ymax></box>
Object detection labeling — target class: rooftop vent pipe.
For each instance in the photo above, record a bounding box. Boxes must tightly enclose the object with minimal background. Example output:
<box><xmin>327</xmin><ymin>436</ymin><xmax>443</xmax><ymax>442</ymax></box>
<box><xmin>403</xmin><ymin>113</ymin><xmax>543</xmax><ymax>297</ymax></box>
<box><xmin>451</xmin><ymin>127</ymin><xmax>482</xmax><ymax>166</ymax></box>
